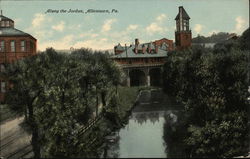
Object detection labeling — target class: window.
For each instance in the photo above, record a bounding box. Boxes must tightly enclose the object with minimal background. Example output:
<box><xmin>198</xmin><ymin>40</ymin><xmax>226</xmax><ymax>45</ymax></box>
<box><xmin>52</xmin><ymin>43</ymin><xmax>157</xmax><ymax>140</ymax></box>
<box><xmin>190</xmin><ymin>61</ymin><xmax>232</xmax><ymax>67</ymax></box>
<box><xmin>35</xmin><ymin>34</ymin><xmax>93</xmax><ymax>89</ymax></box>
<box><xmin>0</xmin><ymin>64</ymin><xmax>5</xmax><ymax>72</ymax></box>
<box><xmin>1</xmin><ymin>21</ymin><xmax>4</xmax><ymax>27</ymax></box>
<box><xmin>176</xmin><ymin>20</ymin><xmax>180</xmax><ymax>31</ymax></box>
<box><xmin>21</xmin><ymin>40</ymin><xmax>26</xmax><ymax>52</ymax></box>
<box><xmin>0</xmin><ymin>41</ymin><xmax>4</xmax><ymax>52</ymax></box>
<box><xmin>1</xmin><ymin>81</ymin><xmax>6</xmax><ymax>93</ymax></box>
<box><xmin>183</xmin><ymin>20</ymin><xmax>189</xmax><ymax>31</ymax></box>
<box><xmin>10</xmin><ymin>41</ymin><xmax>15</xmax><ymax>52</ymax></box>
<box><xmin>6</xmin><ymin>21</ymin><xmax>10</xmax><ymax>27</ymax></box>
<box><xmin>10</xmin><ymin>22</ymin><xmax>14</xmax><ymax>27</ymax></box>
<box><xmin>30</xmin><ymin>41</ymin><xmax>34</xmax><ymax>52</ymax></box>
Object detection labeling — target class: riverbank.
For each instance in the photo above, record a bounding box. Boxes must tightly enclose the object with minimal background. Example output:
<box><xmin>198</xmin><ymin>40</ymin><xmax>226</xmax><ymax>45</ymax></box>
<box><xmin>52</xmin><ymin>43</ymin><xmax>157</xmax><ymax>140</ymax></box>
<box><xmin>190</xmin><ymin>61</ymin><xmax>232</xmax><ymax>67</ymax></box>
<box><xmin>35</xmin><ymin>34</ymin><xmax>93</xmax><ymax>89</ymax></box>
<box><xmin>72</xmin><ymin>86</ymin><xmax>141</xmax><ymax>157</ymax></box>
<box><xmin>103</xmin><ymin>88</ymin><xmax>184</xmax><ymax>158</ymax></box>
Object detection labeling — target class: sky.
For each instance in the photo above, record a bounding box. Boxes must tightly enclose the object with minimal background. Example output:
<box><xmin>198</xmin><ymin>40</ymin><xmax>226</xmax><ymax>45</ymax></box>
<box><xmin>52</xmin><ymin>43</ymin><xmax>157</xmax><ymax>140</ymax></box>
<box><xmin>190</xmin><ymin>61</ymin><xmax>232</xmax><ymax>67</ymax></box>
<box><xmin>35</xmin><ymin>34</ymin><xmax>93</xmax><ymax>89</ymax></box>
<box><xmin>0</xmin><ymin>0</ymin><xmax>249</xmax><ymax>51</ymax></box>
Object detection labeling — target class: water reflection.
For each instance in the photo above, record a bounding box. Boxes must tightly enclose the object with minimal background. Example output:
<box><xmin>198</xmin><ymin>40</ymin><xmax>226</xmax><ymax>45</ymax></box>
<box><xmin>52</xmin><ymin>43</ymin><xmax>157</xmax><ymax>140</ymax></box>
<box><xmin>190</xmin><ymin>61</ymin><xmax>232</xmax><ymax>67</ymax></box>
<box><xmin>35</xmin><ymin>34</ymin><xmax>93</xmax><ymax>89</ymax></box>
<box><xmin>103</xmin><ymin>89</ymin><xmax>182</xmax><ymax>158</ymax></box>
<box><xmin>163</xmin><ymin>110</ymin><xmax>188</xmax><ymax>158</ymax></box>
<box><xmin>116</xmin><ymin>113</ymin><xmax>166</xmax><ymax>158</ymax></box>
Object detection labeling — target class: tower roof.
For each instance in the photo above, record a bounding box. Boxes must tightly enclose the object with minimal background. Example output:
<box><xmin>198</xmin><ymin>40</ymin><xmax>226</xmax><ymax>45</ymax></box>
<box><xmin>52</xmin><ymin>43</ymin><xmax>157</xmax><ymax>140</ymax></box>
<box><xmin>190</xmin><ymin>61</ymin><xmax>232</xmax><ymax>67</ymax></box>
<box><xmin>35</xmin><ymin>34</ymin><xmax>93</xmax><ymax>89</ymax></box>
<box><xmin>0</xmin><ymin>14</ymin><xmax>36</xmax><ymax>40</ymax></box>
<box><xmin>0</xmin><ymin>15</ymin><xmax>14</xmax><ymax>22</ymax></box>
<box><xmin>0</xmin><ymin>27</ymin><xmax>30</xmax><ymax>36</ymax></box>
<box><xmin>175</xmin><ymin>6</ymin><xmax>190</xmax><ymax>20</ymax></box>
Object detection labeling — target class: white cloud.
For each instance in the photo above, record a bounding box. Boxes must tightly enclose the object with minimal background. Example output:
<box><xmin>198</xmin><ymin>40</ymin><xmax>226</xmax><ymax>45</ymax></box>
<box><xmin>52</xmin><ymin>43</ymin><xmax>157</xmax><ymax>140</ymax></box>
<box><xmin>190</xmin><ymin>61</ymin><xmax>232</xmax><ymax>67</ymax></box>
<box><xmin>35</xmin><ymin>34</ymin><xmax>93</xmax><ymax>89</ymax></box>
<box><xmin>34</xmin><ymin>30</ymin><xmax>54</xmax><ymax>40</ymax></box>
<box><xmin>146</xmin><ymin>22</ymin><xmax>164</xmax><ymax>33</ymax></box>
<box><xmin>145</xmin><ymin>14</ymin><xmax>168</xmax><ymax>35</ymax></box>
<box><xmin>13</xmin><ymin>18</ymin><xmax>22</xmax><ymax>26</ymax></box>
<box><xmin>52</xmin><ymin>21</ymin><xmax>65</xmax><ymax>32</ymax></box>
<box><xmin>32</xmin><ymin>13</ymin><xmax>46</xmax><ymax>28</ymax></box>
<box><xmin>25</xmin><ymin>13</ymin><xmax>54</xmax><ymax>41</ymax></box>
<box><xmin>68</xmin><ymin>24</ymin><xmax>82</xmax><ymax>30</ymax></box>
<box><xmin>126</xmin><ymin>24</ymin><xmax>138</xmax><ymax>31</ymax></box>
<box><xmin>232</xmin><ymin>16</ymin><xmax>247</xmax><ymax>34</ymax></box>
<box><xmin>208</xmin><ymin>30</ymin><xmax>219</xmax><ymax>36</ymax></box>
<box><xmin>91</xmin><ymin>34</ymin><xmax>99</xmax><ymax>38</ymax></box>
<box><xmin>79</xmin><ymin>29</ymin><xmax>99</xmax><ymax>38</ymax></box>
<box><xmin>194</xmin><ymin>24</ymin><xmax>204</xmax><ymax>34</ymax></box>
<box><xmin>101</xmin><ymin>19</ymin><xmax>117</xmax><ymax>32</ymax></box>
<box><xmin>156</xmin><ymin>14</ymin><xmax>167</xmax><ymax>23</ymax></box>
<box><xmin>73</xmin><ymin>38</ymin><xmax>114</xmax><ymax>50</ymax></box>
<box><xmin>38</xmin><ymin>35</ymin><xmax>74</xmax><ymax>51</ymax></box>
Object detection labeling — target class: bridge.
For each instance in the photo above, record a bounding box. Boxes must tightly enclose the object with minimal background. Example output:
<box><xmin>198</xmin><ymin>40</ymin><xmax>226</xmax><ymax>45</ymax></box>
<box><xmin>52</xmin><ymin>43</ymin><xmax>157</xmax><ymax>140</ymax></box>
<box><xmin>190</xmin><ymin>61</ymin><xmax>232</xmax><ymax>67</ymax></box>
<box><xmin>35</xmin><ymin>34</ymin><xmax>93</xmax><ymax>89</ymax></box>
<box><xmin>112</xmin><ymin>38</ymin><xmax>172</xmax><ymax>87</ymax></box>
<box><xmin>121</xmin><ymin>63</ymin><xmax>164</xmax><ymax>87</ymax></box>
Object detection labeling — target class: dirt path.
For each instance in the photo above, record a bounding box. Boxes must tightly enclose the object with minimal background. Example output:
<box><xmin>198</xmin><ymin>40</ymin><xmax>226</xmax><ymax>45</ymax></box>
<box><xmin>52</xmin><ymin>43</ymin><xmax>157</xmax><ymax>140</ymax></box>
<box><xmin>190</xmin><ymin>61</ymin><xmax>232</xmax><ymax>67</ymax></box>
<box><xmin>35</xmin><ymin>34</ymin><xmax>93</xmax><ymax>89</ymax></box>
<box><xmin>0</xmin><ymin>117</ymin><xmax>33</xmax><ymax>158</ymax></box>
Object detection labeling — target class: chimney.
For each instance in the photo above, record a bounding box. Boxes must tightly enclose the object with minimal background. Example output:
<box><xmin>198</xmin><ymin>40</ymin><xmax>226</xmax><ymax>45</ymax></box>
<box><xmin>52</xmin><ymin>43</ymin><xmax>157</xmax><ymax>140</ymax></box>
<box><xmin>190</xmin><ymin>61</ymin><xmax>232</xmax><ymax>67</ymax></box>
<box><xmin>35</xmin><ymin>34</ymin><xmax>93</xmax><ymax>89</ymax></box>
<box><xmin>135</xmin><ymin>38</ymin><xmax>139</xmax><ymax>54</ymax></box>
<box><xmin>125</xmin><ymin>44</ymin><xmax>128</xmax><ymax>57</ymax></box>
<box><xmin>155</xmin><ymin>46</ymin><xmax>158</xmax><ymax>53</ymax></box>
<box><xmin>148</xmin><ymin>43</ymin><xmax>152</xmax><ymax>53</ymax></box>
<box><xmin>135</xmin><ymin>38</ymin><xmax>139</xmax><ymax>46</ymax></box>
<box><xmin>142</xmin><ymin>44</ymin><xmax>146</xmax><ymax>54</ymax></box>
<box><xmin>114</xmin><ymin>46</ymin><xmax>117</xmax><ymax>55</ymax></box>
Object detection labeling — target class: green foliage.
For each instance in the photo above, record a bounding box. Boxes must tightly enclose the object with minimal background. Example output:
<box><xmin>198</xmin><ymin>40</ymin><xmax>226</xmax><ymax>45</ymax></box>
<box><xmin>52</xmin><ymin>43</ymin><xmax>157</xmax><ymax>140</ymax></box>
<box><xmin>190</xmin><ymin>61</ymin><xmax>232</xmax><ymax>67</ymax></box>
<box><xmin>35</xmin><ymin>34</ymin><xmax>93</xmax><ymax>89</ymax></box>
<box><xmin>162</xmin><ymin>29</ymin><xmax>249</xmax><ymax>157</ymax></box>
<box><xmin>5</xmin><ymin>48</ymin><xmax>122</xmax><ymax>158</ymax></box>
<box><xmin>186</xmin><ymin>111</ymin><xmax>248</xmax><ymax>157</ymax></box>
<box><xmin>238</xmin><ymin>28</ymin><xmax>250</xmax><ymax>50</ymax></box>
<box><xmin>192</xmin><ymin>32</ymin><xmax>233</xmax><ymax>43</ymax></box>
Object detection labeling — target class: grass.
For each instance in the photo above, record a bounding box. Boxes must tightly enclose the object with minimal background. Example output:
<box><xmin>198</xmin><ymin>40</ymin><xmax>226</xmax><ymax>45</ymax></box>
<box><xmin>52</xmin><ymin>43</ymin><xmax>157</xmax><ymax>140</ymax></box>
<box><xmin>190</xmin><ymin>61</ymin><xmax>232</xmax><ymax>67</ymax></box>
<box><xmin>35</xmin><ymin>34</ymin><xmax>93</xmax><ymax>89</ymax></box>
<box><xmin>116</xmin><ymin>86</ymin><xmax>140</xmax><ymax>119</ymax></box>
<box><xmin>116</xmin><ymin>86</ymin><xmax>162</xmax><ymax>119</ymax></box>
<box><xmin>137</xmin><ymin>86</ymin><xmax>161</xmax><ymax>91</ymax></box>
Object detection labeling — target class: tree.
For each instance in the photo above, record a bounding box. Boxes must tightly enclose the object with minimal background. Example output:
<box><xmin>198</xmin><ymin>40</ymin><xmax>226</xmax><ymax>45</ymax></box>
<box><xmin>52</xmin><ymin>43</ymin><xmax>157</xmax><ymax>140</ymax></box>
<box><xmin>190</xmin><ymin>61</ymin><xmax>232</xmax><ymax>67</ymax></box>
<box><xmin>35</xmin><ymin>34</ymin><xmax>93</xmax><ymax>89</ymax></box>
<box><xmin>162</xmin><ymin>35</ymin><xmax>249</xmax><ymax>157</ymax></box>
<box><xmin>5</xmin><ymin>48</ymin><xmax>62</xmax><ymax>158</ymax></box>
<box><xmin>5</xmin><ymin>48</ymin><xmax>94</xmax><ymax>157</ymax></box>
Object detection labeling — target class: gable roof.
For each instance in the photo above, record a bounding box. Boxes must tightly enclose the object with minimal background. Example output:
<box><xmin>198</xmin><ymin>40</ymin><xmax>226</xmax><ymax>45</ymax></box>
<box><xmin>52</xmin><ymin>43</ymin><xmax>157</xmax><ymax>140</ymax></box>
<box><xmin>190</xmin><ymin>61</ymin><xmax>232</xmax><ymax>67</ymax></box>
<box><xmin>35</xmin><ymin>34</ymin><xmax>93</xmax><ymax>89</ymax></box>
<box><xmin>175</xmin><ymin>6</ymin><xmax>190</xmax><ymax>20</ymax></box>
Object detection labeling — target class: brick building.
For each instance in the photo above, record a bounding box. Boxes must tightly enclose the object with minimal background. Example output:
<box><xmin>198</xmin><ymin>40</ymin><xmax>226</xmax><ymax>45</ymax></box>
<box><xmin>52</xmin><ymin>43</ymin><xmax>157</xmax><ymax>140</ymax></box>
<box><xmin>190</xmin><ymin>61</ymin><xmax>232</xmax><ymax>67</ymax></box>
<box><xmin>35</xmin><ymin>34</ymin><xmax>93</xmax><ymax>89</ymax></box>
<box><xmin>113</xmin><ymin>38</ymin><xmax>173</xmax><ymax>65</ymax></box>
<box><xmin>175</xmin><ymin>6</ymin><xmax>192</xmax><ymax>50</ymax></box>
<box><xmin>0</xmin><ymin>12</ymin><xmax>37</xmax><ymax>102</ymax></box>
<box><xmin>112</xmin><ymin>6</ymin><xmax>192</xmax><ymax>87</ymax></box>
<box><xmin>113</xmin><ymin>6</ymin><xmax>192</xmax><ymax>65</ymax></box>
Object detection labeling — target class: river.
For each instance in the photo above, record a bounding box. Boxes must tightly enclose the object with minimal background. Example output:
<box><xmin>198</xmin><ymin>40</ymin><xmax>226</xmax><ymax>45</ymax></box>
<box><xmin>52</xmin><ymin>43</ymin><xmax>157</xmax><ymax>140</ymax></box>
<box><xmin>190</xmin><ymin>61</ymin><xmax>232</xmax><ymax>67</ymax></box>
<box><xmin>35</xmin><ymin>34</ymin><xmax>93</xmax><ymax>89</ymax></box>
<box><xmin>102</xmin><ymin>89</ymin><xmax>183</xmax><ymax>158</ymax></box>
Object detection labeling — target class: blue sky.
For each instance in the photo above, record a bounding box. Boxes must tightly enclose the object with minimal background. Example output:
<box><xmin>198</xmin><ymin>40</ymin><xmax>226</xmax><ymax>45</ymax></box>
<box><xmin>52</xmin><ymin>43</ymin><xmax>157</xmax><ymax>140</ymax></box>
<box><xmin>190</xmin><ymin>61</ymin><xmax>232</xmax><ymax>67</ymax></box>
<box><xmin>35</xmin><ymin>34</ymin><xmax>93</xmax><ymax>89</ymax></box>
<box><xmin>1</xmin><ymin>0</ymin><xmax>249</xmax><ymax>51</ymax></box>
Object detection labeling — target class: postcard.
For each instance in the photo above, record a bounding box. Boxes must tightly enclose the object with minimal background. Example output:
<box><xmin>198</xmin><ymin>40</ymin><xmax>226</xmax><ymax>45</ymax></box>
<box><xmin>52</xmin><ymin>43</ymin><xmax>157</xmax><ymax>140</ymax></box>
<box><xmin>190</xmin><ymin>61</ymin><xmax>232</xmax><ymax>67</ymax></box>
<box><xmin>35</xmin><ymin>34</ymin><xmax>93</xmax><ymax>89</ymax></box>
<box><xmin>0</xmin><ymin>0</ymin><xmax>249</xmax><ymax>158</ymax></box>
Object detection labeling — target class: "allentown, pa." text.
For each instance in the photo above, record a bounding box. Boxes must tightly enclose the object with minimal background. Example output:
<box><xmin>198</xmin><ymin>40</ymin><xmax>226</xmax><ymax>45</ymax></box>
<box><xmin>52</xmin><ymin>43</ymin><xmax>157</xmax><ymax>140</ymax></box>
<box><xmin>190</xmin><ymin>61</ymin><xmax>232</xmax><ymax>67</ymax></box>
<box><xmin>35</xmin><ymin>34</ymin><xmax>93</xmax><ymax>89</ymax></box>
<box><xmin>45</xmin><ymin>9</ymin><xmax>119</xmax><ymax>14</ymax></box>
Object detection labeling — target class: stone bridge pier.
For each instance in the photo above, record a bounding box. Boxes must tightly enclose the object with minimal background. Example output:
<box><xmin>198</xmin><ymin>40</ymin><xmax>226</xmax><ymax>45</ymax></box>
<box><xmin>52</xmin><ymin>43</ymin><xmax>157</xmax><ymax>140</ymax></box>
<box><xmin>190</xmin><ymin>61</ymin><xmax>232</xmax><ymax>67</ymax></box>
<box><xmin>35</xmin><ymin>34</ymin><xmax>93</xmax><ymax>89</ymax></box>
<box><xmin>123</xmin><ymin>66</ymin><xmax>163</xmax><ymax>87</ymax></box>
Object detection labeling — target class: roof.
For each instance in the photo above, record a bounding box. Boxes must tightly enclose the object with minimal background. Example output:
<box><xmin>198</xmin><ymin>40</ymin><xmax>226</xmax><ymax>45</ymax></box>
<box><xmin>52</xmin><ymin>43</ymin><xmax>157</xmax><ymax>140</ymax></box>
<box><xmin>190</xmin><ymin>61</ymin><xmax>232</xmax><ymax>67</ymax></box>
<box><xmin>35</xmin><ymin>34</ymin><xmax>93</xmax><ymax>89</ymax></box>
<box><xmin>0</xmin><ymin>15</ymin><xmax>14</xmax><ymax>22</ymax></box>
<box><xmin>114</xmin><ymin>43</ymin><xmax>124</xmax><ymax>51</ymax></box>
<box><xmin>175</xmin><ymin>6</ymin><xmax>190</xmax><ymax>20</ymax></box>
<box><xmin>0</xmin><ymin>27</ymin><xmax>35</xmax><ymax>39</ymax></box>
<box><xmin>112</xmin><ymin>43</ymin><xmax>168</xmax><ymax>59</ymax></box>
